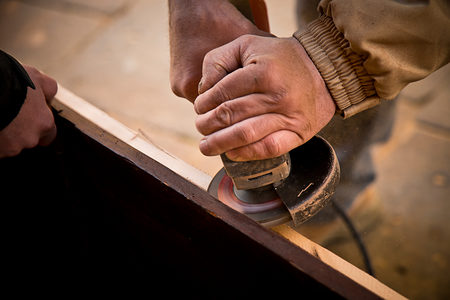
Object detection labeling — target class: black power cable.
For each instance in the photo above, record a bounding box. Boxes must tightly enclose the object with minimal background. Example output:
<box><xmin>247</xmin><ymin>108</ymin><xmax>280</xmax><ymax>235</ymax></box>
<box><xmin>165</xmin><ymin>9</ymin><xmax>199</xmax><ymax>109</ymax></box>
<box><xmin>330</xmin><ymin>198</ymin><xmax>375</xmax><ymax>277</ymax></box>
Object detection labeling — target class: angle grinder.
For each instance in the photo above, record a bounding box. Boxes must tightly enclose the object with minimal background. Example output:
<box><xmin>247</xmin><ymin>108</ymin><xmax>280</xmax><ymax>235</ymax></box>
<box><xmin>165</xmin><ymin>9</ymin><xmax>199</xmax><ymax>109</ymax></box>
<box><xmin>208</xmin><ymin>136</ymin><xmax>340</xmax><ymax>227</ymax></box>
<box><xmin>208</xmin><ymin>1</ymin><xmax>339</xmax><ymax>227</ymax></box>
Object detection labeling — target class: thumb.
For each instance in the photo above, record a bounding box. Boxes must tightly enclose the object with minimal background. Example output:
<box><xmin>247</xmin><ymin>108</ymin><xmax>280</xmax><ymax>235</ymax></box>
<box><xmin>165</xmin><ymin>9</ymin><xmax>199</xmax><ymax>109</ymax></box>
<box><xmin>198</xmin><ymin>36</ymin><xmax>246</xmax><ymax>95</ymax></box>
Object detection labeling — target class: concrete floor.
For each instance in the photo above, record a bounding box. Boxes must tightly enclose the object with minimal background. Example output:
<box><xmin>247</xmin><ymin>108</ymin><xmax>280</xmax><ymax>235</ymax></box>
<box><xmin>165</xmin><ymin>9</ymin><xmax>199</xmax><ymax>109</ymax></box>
<box><xmin>1</xmin><ymin>0</ymin><xmax>449</xmax><ymax>298</ymax></box>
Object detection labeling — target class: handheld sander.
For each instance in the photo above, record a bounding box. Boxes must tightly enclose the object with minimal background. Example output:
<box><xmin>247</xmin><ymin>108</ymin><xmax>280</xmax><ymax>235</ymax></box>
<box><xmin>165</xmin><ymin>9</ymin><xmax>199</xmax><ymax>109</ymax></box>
<box><xmin>208</xmin><ymin>136</ymin><xmax>340</xmax><ymax>227</ymax></box>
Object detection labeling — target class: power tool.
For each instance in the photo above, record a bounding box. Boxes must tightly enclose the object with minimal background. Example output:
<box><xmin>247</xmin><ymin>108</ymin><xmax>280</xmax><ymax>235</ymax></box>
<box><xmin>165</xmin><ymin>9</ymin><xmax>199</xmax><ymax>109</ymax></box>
<box><xmin>208</xmin><ymin>136</ymin><xmax>340</xmax><ymax>227</ymax></box>
<box><xmin>207</xmin><ymin>1</ymin><xmax>340</xmax><ymax>227</ymax></box>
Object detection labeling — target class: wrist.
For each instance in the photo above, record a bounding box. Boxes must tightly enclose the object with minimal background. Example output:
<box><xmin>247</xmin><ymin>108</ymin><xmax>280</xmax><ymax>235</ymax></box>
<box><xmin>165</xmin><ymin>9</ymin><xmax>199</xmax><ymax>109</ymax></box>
<box><xmin>293</xmin><ymin>15</ymin><xmax>381</xmax><ymax>119</ymax></box>
<box><xmin>287</xmin><ymin>37</ymin><xmax>336</xmax><ymax>124</ymax></box>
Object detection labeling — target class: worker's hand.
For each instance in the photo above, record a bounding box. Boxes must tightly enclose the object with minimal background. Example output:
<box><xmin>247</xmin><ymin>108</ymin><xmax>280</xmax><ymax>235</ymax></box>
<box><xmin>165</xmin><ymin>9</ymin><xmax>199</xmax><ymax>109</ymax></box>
<box><xmin>0</xmin><ymin>66</ymin><xmax>57</xmax><ymax>158</ymax></box>
<box><xmin>168</xmin><ymin>0</ymin><xmax>270</xmax><ymax>102</ymax></box>
<box><xmin>194</xmin><ymin>35</ymin><xmax>336</xmax><ymax>161</ymax></box>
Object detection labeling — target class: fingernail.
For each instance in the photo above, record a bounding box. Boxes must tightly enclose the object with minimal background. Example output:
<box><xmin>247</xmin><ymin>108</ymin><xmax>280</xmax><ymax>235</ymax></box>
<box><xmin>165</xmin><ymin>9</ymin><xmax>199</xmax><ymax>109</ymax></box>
<box><xmin>199</xmin><ymin>138</ymin><xmax>208</xmax><ymax>152</ymax></box>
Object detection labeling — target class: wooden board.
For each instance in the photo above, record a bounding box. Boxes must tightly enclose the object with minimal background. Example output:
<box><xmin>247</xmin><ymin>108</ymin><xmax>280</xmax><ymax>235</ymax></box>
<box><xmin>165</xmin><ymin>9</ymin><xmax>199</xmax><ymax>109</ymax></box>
<box><xmin>0</xmin><ymin>85</ymin><xmax>405</xmax><ymax>298</ymax></box>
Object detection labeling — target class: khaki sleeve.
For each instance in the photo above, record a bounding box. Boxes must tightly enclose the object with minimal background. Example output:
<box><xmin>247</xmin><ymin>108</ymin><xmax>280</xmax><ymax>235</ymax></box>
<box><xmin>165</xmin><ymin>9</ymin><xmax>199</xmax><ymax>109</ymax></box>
<box><xmin>293</xmin><ymin>0</ymin><xmax>450</xmax><ymax>118</ymax></box>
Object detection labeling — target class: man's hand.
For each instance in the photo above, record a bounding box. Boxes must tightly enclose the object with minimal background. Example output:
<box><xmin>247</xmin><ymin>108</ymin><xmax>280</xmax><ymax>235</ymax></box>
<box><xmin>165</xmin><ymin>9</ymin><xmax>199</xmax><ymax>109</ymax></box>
<box><xmin>168</xmin><ymin>0</ymin><xmax>269</xmax><ymax>102</ymax></box>
<box><xmin>194</xmin><ymin>35</ymin><xmax>336</xmax><ymax>161</ymax></box>
<box><xmin>0</xmin><ymin>66</ymin><xmax>57</xmax><ymax>158</ymax></box>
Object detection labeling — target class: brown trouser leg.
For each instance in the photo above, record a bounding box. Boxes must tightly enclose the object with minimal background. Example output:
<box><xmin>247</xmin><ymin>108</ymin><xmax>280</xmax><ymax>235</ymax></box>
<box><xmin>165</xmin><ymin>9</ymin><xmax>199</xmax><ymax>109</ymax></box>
<box><xmin>295</xmin><ymin>0</ymin><xmax>397</xmax><ymax>222</ymax></box>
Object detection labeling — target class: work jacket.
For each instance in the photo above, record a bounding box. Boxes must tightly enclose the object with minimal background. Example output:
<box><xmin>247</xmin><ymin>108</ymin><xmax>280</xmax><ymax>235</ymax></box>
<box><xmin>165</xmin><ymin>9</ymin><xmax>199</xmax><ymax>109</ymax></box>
<box><xmin>295</xmin><ymin>0</ymin><xmax>450</xmax><ymax>118</ymax></box>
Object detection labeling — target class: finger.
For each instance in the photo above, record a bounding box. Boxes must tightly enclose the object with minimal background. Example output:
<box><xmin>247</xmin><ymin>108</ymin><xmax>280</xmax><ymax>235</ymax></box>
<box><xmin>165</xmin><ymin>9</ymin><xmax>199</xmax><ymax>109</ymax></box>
<box><xmin>39</xmin><ymin>73</ymin><xmax>58</xmax><ymax>105</ymax></box>
<box><xmin>36</xmin><ymin>103</ymin><xmax>57</xmax><ymax>146</ymax></box>
<box><xmin>195</xmin><ymin>93</ymin><xmax>276</xmax><ymax>136</ymax></box>
<box><xmin>194</xmin><ymin>63</ymin><xmax>262</xmax><ymax>114</ymax></box>
<box><xmin>197</xmin><ymin>37</ymin><xmax>244</xmax><ymax>95</ymax></box>
<box><xmin>38</xmin><ymin>115</ymin><xmax>57</xmax><ymax>146</ymax></box>
<box><xmin>199</xmin><ymin>113</ymin><xmax>292</xmax><ymax>156</ymax></box>
<box><xmin>225</xmin><ymin>130</ymin><xmax>305</xmax><ymax>161</ymax></box>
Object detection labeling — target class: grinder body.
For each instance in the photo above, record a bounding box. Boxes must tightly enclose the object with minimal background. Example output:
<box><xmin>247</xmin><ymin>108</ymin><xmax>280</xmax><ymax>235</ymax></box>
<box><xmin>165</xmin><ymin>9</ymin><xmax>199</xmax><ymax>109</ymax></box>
<box><xmin>220</xmin><ymin>153</ymin><xmax>291</xmax><ymax>191</ymax></box>
<box><xmin>208</xmin><ymin>136</ymin><xmax>340</xmax><ymax>227</ymax></box>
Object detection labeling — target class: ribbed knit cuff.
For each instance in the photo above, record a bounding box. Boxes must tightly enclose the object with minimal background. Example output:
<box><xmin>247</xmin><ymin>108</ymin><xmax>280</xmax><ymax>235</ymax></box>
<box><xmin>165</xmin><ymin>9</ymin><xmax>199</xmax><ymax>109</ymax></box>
<box><xmin>293</xmin><ymin>15</ymin><xmax>380</xmax><ymax>118</ymax></box>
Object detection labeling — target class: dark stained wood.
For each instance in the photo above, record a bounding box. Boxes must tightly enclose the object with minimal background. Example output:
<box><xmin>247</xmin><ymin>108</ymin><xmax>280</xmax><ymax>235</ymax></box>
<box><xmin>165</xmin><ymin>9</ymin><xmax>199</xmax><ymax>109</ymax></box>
<box><xmin>0</xmin><ymin>109</ymin><xmax>394</xmax><ymax>298</ymax></box>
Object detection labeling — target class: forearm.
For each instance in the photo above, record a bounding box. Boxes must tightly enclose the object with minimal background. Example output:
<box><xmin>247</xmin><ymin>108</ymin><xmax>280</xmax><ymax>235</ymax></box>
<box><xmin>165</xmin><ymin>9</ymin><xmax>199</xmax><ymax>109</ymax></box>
<box><xmin>168</xmin><ymin>0</ymin><xmax>264</xmax><ymax>102</ymax></box>
<box><xmin>294</xmin><ymin>0</ymin><xmax>450</xmax><ymax>118</ymax></box>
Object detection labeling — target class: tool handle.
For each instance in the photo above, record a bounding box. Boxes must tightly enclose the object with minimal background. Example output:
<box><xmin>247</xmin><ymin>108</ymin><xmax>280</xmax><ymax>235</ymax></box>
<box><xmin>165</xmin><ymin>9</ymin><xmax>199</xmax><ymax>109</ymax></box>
<box><xmin>221</xmin><ymin>153</ymin><xmax>291</xmax><ymax>190</ymax></box>
<box><xmin>229</xmin><ymin>0</ymin><xmax>270</xmax><ymax>32</ymax></box>
<box><xmin>249</xmin><ymin>0</ymin><xmax>270</xmax><ymax>32</ymax></box>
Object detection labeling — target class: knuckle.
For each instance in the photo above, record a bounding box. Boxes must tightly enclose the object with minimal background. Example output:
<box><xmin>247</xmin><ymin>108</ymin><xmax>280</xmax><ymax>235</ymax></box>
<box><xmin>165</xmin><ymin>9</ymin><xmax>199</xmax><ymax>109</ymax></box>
<box><xmin>233</xmin><ymin>125</ymin><xmax>255</xmax><ymax>144</ymax></box>
<box><xmin>238</xmin><ymin>34</ymin><xmax>254</xmax><ymax>44</ymax></box>
<box><xmin>269</xmin><ymin>89</ymin><xmax>286</xmax><ymax>105</ymax></box>
<box><xmin>195</xmin><ymin>116</ymin><xmax>208</xmax><ymax>135</ymax></box>
<box><xmin>44</xmin><ymin>119</ymin><xmax>57</xmax><ymax>133</ymax></box>
<box><xmin>300</xmin><ymin>120</ymin><xmax>313</xmax><ymax>136</ymax></box>
<box><xmin>170</xmin><ymin>75</ymin><xmax>197</xmax><ymax>101</ymax></box>
<box><xmin>169</xmin><ymin>73</ymin><xmax>182</xmax><ymax>95</ymax></box>
<box><xmin>203</xmin><ymin>50</ymin><xmax>214</xmax><ymax>65</ymax></box>
<box><xmin>39</xmin><ymin>110</ymin><xmax>56</xmax><ymax>133</ymax></box>
<box><xmin>294</xmin><ymin>121</ymin><xmax>312</xmax><ymax>144</ymax></box>
<box><xmin>26</xmin><ymin>66</ymin><xmax>40</xmax><ymax>77</ymax></box>
<box><xmin>27</xmin><ymin>136</ymin><xmax>40</xmax><ymax>149</ymax></box>
<box><xmin>212</xmin><ymin>60</ymin><xmax>228</xmax><ymax>75</ymax></box>
<box><xmin>259</xmin><ymin>90</ymin><xmax>285</xmax><ymax>112</ymax></box>
<box><xmin>45</xmin><ymin>77</ymin><xmax>58</xmax><ymax>99</ymax></box>
<box><xmin>262</xmin><ymin>136</ymin><xmax>281</xmax><ymax>158</ymax></box>
<box><xmin>204</xmin><ymin>50</ymin><xmax>226</xmax><ymax>73</ymax></box>
<box><xmin>215</xmin><ymin>103</ymin><xmax>233</xmax><ymax>128</ymax></box>
<box><xmin>214</xmin><ymin>83</ymin><xmax>231</xmax><ymax>102</ymax></box>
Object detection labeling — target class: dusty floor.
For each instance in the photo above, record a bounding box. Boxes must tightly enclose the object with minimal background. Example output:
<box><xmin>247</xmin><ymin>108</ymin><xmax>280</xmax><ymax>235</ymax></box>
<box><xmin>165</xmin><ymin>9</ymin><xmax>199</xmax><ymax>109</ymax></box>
<box><xmin>1</xmin><ymin>0</ymin><xmax>449</xmax><ymax>298</ymax></box>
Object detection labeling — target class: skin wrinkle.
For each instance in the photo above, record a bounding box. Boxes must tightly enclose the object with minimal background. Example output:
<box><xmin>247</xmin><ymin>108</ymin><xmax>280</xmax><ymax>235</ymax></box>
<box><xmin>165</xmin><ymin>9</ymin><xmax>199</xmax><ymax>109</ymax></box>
<box><xmin>211</xmin><ymin>112</ymin><xmax>290</xmax><ymax>156</ymax></box>
<box><xmin>228</xmin><ymin>128</ymin><xmax>304</xmax><ymax>161</ymax></box>
<box><xmin>214</xmin><ymin>81</ymin><xmax>233</xmax><ymax>107</ymax></box>
<box><xmin>261</xmin><ymin>134</ymin><xmax>280</xmax><ymax>158</ymax></box>
<box><xmin>234</xmin><ymin>122</ymin><xmax>255</xmax><ymax>145</ymax></box>
<box><xmin>215</xmin><ymin>102</ymin><xmax>233</xmax><ymax>131</ymax></box>
<box><xmin>196</xmin><ymin>68</ymin><xmax>253</xmax><ymax>114</ymax></box>
<box><xmin>197</xmin><ymin>92</ymin><xmax>281</xmax><ymax>135</ymax></box>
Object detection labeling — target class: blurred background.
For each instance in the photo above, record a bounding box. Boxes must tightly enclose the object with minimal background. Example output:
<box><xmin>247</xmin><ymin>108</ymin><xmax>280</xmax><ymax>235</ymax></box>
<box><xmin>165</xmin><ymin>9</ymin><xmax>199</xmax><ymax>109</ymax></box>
<box><xmin>1</xmin><ymin>0</ymin><xmax>449</xmax><ymax>298</ymax></box>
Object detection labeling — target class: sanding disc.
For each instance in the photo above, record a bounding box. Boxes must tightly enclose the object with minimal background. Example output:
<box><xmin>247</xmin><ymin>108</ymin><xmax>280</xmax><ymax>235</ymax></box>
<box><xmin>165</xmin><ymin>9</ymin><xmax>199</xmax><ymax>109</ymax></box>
<box><xmin>208</xmin><ymin>168</ymin><xmax>290</xmax><ymax>227</ymax></box>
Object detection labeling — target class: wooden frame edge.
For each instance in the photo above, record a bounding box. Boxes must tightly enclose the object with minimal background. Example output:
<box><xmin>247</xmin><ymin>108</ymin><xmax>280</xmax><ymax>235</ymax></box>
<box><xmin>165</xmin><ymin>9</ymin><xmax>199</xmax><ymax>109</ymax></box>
<box><xmin>52</xmin><ymin>84</ymin><xmax>406</xmax><ymax>299</ymax></box>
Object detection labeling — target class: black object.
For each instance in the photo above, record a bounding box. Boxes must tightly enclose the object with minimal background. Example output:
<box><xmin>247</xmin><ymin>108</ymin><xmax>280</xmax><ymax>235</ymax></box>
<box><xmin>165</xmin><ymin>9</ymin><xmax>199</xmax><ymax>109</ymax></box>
<box><xmin>274</xmin><ymin>136</ymin><xmax>340</xmax><ymax>226</ymax></box>
<box><xmin>0</xmin><ymin>50</ymin><xmax>35</xmax><ymax>130</ymax></box>
<box><xmin>209</xmin><ymin>136</ymin><xmax>340</xmax><ymax>228</ymax></box>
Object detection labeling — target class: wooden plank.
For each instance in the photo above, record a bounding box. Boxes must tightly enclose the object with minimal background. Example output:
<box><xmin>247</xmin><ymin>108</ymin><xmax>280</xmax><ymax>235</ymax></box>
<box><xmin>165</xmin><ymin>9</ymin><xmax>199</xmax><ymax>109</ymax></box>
<box><xmin>54</xmin><ymin>86</ymin><xmax>212</xmax><ymax>191</ymax></box>
<box><xmin>272</xmin><ymin>224</ymin><xmax>405</xmax><ymax>299</ymax></box>
<box><xmin>1</xmin><ymin>85</ymin><xmax>404</xmax><ymax>298</ymax></box>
